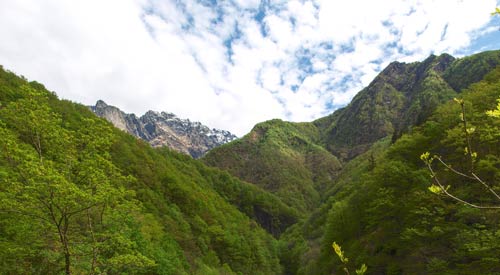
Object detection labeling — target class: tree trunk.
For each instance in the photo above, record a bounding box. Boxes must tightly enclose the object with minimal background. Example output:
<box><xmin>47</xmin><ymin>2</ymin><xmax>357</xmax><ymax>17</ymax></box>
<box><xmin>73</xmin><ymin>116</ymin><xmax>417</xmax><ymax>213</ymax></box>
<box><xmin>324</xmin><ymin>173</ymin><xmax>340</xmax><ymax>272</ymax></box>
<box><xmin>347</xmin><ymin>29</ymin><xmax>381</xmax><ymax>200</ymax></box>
<box><xmin>57</xmin><ymin>217</ymin><xmax>72</xmax><ymax>275</ymax></box>
<box><xmin>64</xmin><ymin>247</ymin><xmax>71</xmax><ymax>275</ymax></box>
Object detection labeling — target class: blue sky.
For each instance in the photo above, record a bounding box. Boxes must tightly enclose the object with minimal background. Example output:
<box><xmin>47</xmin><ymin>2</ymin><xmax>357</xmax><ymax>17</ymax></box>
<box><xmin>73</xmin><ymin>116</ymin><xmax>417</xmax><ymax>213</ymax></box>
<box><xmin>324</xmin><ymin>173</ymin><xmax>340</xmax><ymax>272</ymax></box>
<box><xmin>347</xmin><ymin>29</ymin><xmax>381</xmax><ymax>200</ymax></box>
<box><xmin>0</xmin><ymin>0</ymin><xmax>499</xmax><ymax>135</ymax></box>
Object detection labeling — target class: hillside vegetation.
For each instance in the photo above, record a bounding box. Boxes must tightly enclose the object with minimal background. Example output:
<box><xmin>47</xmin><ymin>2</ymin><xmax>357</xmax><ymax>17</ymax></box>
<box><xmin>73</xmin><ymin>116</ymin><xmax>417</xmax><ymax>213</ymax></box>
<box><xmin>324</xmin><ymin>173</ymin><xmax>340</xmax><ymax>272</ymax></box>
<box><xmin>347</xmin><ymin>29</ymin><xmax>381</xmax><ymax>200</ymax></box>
<box><xmin>204</xmin><ymin>50</ymin><xmax>500</xmax><ymax>274</ymax></box>
<box><xmin>282</xmin><ymin>66</ymin><xmax>500</xmax><ymax>275</ymax></box>
<box><xmin>1</xmin><ymin>49</ymin><xmax>500</xmax><ymax>275</ymax></box>
<box><xmin>0</xmin><ymin>66</ymin><xmax>294</xmax><ymax>274</ymax></box>
<box><xmin>204</xmin><ymin>119</ymin><xmax>341</xmax><ymax>215</ymax></box>
<box><xmin>204</xmin><ymin>50</ymin><xmax>500</xmax><ymax>222</ymax></box>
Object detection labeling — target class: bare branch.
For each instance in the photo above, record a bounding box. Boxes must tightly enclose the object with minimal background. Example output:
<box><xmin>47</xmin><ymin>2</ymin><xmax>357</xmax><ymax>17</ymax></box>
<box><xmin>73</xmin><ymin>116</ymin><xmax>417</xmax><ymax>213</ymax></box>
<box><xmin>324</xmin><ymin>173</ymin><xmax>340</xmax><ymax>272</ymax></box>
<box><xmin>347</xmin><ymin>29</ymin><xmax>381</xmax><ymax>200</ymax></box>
<box><xmin>471</xmin><ymin>172</ymin><xmax>500</xmax><ymax>201</ymax></box>
<box><xmin>457</xmin><ymin>100</ymin><xmax>475</xmax><ymax>171</ymax></box>
<box><xmin>434</xmin><ymin>157</ymin><xmax>476</xmax><ymax>180</ymax></box>
<box><xmin>67</xmin><ymin>203</ymin><xmax>99</xmax><ymax>217</ymax></box>
<box><xmin>426</xmin><ymin>162</ymin><xmax>500</xmax><ymax>209</ymax></box>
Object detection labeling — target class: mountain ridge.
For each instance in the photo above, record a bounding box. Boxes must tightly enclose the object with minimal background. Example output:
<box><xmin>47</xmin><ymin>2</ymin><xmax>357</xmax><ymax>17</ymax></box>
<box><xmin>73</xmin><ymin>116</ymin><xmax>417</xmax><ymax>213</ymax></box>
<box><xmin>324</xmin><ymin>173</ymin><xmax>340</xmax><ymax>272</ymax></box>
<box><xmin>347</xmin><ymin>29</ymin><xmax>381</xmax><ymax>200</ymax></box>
<box><xmin>2</xmin><ymin>48</ymin><xmax>500</xmax><ymax>275</ymax></box>
<box><xmin>90</xmin><ymin>100</ymin><xmax>237</xmax><ymax>158</ymax></box>
<box><xmin>317</xmin><ymin>50</ymin><xmax>500</xmax><ymax>160</ymax></box>
<box><xmin>203</xmin><ymin>49</ymin><xmax>500</xmax><ymax>220</ymax></box>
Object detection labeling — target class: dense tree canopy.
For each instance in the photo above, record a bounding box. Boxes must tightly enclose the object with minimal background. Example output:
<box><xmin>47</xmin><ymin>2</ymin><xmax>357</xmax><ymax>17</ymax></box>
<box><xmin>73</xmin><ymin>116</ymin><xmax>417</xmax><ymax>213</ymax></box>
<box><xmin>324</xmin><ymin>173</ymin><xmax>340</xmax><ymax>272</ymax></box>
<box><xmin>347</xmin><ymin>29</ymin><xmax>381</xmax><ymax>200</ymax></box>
<box><xmin>280</xmin><ymin>66</ymin><xmax>500</xmax><ymax>275</ymax></box>
<box><xmin>1</xmin><ymin>50</ymin><xmax>500</xmax><ymax>275</ymax></box>
<box><xmin>0</xmin><ymin>67</ymin><xmax>284</xmax><ymax>274</ymax></box>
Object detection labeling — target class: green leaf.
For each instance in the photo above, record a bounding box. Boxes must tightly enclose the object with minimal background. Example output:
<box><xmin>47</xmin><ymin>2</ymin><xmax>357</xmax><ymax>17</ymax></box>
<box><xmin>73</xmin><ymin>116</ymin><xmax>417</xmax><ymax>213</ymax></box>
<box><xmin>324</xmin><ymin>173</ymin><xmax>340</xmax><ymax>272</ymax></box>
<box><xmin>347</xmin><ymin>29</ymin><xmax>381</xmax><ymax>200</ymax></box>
<box><xmin>420</xmin><ymin>152</ymin><xmax>430</xmax><ymax>161</ymax></box>
<box><xmin>428</xmin><ymin>185</ymin><xmax>443</xmax><ymax>194</ymax></box>
<box><xmin>356</xmin><ymin>263</ymin><xmax>368</xmax><ymax>275</ymax></box>
<box><xmin>332</xmin><ymin>242</ymin><xmax>348</xmax><ymax>263</ymax></box>
<box><xmin>486</xmin><ymin>98</ymin><xmax>500</xmax><ymax>118</ymax></box>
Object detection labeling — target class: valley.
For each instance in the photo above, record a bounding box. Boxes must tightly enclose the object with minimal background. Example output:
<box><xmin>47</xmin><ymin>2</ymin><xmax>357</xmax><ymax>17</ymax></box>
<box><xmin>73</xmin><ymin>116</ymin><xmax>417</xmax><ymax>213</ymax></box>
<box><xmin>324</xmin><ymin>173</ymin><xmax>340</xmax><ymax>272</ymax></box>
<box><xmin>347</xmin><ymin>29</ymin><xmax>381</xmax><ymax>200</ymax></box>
<box><xmin>1</xmin><ymin>49</ymin><xmax>500</xmax><ymax>274</ymax></box>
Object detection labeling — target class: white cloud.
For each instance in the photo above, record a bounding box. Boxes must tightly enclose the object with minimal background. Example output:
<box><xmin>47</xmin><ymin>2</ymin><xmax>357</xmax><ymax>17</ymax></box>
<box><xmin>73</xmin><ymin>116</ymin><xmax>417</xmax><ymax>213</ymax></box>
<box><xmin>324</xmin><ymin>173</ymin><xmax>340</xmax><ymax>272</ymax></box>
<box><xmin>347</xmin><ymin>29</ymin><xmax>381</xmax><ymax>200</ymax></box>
<box><xmin>0</xmin><ymin>0</ymin><xmax>498</xmax><ymax>136</ymax></box>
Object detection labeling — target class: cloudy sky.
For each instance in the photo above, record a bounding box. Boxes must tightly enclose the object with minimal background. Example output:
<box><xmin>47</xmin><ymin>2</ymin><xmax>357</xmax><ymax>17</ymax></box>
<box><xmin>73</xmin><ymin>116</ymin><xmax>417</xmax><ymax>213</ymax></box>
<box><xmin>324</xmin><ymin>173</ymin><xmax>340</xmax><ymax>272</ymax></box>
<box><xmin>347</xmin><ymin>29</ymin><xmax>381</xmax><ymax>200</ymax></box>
<box><xmin>1</xmin><ymin>0</ymin><xmax>499</xmax><ymax>135</ymax></box>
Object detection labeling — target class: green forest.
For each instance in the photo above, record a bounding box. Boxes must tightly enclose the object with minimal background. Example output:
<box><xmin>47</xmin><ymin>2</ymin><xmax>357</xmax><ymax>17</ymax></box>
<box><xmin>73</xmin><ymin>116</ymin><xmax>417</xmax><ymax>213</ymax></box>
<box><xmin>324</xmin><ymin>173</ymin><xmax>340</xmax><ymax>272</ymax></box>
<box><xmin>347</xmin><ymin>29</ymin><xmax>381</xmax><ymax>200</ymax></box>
<box><xmin>0</xmin><ymin>67</ymin><xmax>289</xmax><ymax>274</ymax></box>
<box><xmin>1</xmin><ymin>50</ymin><xmax>500</xmax><ymax>274</ymax></box>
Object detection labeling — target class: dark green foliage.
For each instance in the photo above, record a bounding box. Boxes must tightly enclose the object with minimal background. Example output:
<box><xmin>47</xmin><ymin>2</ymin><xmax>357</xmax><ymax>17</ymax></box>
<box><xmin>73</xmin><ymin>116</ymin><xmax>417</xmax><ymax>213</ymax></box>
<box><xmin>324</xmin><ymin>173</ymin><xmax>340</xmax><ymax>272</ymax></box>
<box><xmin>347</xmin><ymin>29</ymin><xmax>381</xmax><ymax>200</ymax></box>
<box><xmin>312</xmin><ymin>51</ymin><xmax>500</xmax><ymax>162</ymax></box>
<box><xmin>316</xmin><ymin>53</ymin><xmax>459</xmax><ymax>161</ymax></box>
<box><xmin>204</xmin><ymin>119</ymin><xmax>342</xmax><ymax>216</ymax></box>
<box><xmin>2</xmin><ymin>49</ymin><xmax>500</xmax><ymax>275</ymax></box>
<box><xmin>196</xmin><ymin>165</ymin><xmax>300</xmax><ymax>237</ymax></box>
<box><xmin>443</xmin><ymin>50</ymin><xmax>500</xmax><ymax>92</ymax></box>
<box><xmin>284</xmin><ymin>66</ymin><xmax>500</xmax><ymax>275</ymax></box>
<box><xmin>203</xmin><ymin>50</ymin><xmax>500</xmax><ymax>275</ymax></box>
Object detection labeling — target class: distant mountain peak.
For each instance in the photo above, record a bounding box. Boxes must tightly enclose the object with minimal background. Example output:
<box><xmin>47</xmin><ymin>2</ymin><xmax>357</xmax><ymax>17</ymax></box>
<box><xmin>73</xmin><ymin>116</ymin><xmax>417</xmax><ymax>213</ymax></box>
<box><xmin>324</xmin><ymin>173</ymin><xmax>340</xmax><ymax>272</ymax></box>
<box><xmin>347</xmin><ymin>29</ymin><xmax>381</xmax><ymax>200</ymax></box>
<box><xmin>90</xmin><ymin>101</ymin><xmax>237</xmax><ymax>158</ymax></box>
<box><xmin>95</xmin><ymin>99</ymin><xmax>108</xmax><ymax>108</ymax></box>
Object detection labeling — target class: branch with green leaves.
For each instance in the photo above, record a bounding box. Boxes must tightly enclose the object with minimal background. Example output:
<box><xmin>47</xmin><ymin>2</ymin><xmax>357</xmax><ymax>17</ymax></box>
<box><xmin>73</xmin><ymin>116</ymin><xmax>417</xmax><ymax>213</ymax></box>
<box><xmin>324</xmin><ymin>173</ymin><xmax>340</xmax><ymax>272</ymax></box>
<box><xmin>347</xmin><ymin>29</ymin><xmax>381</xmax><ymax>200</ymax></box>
<box><xmin>332</xmin><ymin>242</ymin><xmax>367</xmax><ymax>275</ymax></box>
<box><xmin>421</xmin><ymin>98</ymin><xmax>500</xmax><ymax>209</ymax></box>
<box><xmin>492</xmin><ymin>7</ymin><xmax>500</xmax><ymax>16</ymax></box>
<box><xmin>421</xmin><ymin>153</ymin><xmax>500</xmax><ymax>209</ymax></box>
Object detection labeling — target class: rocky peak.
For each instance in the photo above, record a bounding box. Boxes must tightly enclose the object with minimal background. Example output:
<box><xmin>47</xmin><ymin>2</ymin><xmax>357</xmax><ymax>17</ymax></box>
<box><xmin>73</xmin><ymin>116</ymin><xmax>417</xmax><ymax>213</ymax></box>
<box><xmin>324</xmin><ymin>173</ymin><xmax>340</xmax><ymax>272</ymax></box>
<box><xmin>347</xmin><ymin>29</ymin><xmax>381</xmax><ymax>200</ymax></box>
<box><xmin>95</xmin><ymin>99</ymin><xmax>108</xmax><ymax>108</ymax></box>
<box><xmin>89</xmin><ymin>101</ymin><xmax>238</xmax><ymax>158</ymax></box>
<box><xmin>431</xmin><ymin>53</ymin><xmax>456</xmax><ymax>73</ymax></box>
<box><xmin>90</xmin><ymin>100</ymin><xmax>131</xmax><ymax>132</ymax></box>
<box><xmin>317</xmin><ymin>53</ymin><xmax>459</xmax><ymax>160</ymax></box>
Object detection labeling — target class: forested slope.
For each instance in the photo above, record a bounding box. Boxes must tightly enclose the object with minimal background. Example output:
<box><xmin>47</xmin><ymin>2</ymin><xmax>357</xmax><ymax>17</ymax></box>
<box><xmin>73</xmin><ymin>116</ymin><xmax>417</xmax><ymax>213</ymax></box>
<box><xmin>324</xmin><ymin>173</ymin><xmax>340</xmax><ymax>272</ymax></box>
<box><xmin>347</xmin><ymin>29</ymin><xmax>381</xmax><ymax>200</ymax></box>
<box><xmin>0</xmin><ymin>66</ymin><xmax>293</xmax><ymax>274</ymax></box>
<box><xmin>204</xmin><ymin>119</ymin><xmax>342</xmax><ymax>215</ymax></box>
<box><xmin>2</xmin><ymin>49</ymin><xmax>500</xmax><ymax>275</ymax></box>
<box><xmin>204</xmin><ymin>50</ymin><xmax>500</xmax><ymax>229</ymax></box>
<box><xmin>281</xmin><ymin>66</ymin><xmax>500</xmax><ymax>275</ymax></box>
<box><xmin>203</xmin><ymin>50</ymin><xmax>500</xmax><ymax>275</ymax></box>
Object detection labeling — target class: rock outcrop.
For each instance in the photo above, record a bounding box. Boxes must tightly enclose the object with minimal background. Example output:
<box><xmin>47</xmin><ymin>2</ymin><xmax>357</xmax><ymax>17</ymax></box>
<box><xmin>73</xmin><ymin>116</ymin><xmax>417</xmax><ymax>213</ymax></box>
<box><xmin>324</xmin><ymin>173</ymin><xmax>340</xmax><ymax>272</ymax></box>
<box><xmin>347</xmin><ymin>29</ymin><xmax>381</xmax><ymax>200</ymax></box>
<box><xmin>90</xmin><ymin>100</ymin><xmax>237</xmax><ymax>158</ymax></box>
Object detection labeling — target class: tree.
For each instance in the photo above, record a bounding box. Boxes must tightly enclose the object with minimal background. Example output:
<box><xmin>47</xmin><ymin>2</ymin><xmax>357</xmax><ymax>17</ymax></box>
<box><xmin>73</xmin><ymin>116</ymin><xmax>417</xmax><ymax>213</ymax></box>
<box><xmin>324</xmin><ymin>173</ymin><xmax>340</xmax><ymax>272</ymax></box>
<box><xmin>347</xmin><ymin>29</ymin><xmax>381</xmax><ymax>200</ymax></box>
<box><xmin>0</xmin><ymin>86</ymin><xmax>154</xmax><ymax>274</ymax></box>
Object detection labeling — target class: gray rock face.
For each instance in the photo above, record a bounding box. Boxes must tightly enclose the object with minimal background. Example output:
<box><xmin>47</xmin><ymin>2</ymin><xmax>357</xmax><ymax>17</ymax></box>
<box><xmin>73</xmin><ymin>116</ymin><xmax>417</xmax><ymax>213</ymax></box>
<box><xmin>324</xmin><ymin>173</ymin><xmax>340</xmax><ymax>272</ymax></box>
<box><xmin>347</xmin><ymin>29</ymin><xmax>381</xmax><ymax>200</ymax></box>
<box><xmin>90</xmin><ymin>100</ymin><xmax>237</xmax><ymax>158</ymax></box>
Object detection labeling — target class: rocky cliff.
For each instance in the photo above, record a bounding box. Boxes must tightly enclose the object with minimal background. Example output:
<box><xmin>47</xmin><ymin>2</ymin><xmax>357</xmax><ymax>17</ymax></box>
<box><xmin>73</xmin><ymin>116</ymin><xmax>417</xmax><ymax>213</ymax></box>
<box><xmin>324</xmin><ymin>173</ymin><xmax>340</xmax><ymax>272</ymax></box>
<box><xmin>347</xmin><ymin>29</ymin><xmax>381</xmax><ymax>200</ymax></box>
<box><xmin>90</xmin><ymin>100</ymin><xmax>237</xmax><ymax>158</ymax></box>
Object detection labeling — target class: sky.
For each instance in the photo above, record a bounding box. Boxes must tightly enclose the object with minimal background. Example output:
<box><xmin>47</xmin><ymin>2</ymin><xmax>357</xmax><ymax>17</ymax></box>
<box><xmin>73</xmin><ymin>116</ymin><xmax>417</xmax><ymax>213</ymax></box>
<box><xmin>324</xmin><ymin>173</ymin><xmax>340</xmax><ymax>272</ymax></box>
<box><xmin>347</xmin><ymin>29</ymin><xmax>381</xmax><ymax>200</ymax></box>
<box><xmin>0</xmin><ymin>0</ymin><xmax>499</xmax><ymax>136</ymax></box>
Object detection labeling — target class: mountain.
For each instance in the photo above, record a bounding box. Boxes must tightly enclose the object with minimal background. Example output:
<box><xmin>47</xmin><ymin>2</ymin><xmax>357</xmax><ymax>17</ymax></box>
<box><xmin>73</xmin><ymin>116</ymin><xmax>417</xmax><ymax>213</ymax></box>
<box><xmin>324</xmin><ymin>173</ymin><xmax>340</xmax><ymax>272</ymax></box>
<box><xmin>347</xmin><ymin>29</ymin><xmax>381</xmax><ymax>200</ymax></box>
<box><xmin>202</xmin><ymin>50</ymin><xmax>500</xmax><ymax>274</ymax></box>
<box><xmin>90</xmin><ymin>100</ymin><xmax>237</xmax><ymax>158</ymax></box>
<box><xmin>0</xmin><ymin>66</ymin><xmax>292</xmax><ymax>274</ymax></box>
<box><xmin>203</xmin><ymin>51</ymin><xmax>500</xmax><ymax>214</ymax></box>
<box><xmin>314</xmin><ymin>53</ymin><xmax>457</xmax><ymax>160</ymax></box>
<box><xmin>2</xmin><ymin>48</ymin><xmax>500</xmax><ymax>275</ymax></box>
<box><xmin>204</xmin><ymin>119</ymin><xmax>341</xmax><ymax>215</ymax></box>
<box><xmin>315</xmin><ymin>50</ymin><xmax>500</xmax><ymax>161</ymax></box>
<box><xmin>282</xmin><ymin>65</ymin><xmax>500</xmax><ymax>275</ymax></box>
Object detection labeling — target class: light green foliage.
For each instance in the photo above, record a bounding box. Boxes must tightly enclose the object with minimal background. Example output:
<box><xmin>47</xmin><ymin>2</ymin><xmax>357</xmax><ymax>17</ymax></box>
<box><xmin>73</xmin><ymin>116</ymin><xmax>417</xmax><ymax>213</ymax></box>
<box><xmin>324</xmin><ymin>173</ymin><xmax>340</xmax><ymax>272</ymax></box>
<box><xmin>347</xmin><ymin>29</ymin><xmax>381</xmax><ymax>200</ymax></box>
<box><xmin>332</xmin><ymin>242</ymin><xmax>349</xmax><ymax>264</ymax></box>
<box><xmin>203</xmin><ymin>50</ymin><xmax>500</xmax><ymax>274</ymax></box>
<box><xmin>2</xmin><ymin>49</ymin><xmax>500</xmax><ymax>275</ymax></box>
<box><xmin>356</xmin><ymin>264</ymin><xmax>368</xmax><ymax>275</ymax></box>
<box><xmin>428</xmin><ymin>184</ymin><xmax>442</xmax><ymax>194</ymax></box>
<box><xmin>332</xmin><ymin>242</ymin><xmax>367</xmax><ymax>275</ymax></box>
<box><xmin>420</xmin><ymin>151</ymin><xmax>432</xmax><ymax>163</ymax></box>
<box><xmin>0</xmin><ymin>67</ymin><xmax>283</xmax><ymax>274</ymax></box>
<box><xmin>486</xmin><ymin>98</ymin><xmax>500</xmax><ymax>118</ymax></box>
<box><xmin>0</xmin><ymin>85</ymin><xmax>154</xmax><ymax>274</ymax></box>
<box><xmin>422</xmin><ymin>94</ymin><xmax>500</xmax><ymax>208</ymax></box>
